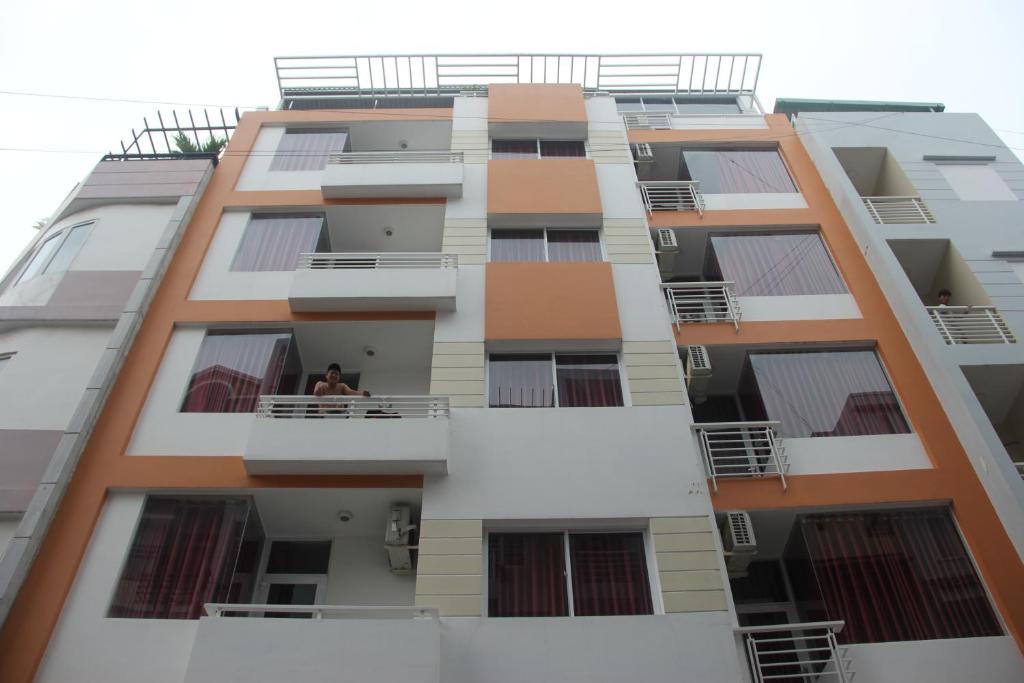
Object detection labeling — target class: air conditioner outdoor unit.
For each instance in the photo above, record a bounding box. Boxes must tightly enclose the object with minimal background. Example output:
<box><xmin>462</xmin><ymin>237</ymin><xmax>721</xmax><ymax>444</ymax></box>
<box><xmin>632</xmin><ymin>143</ymin><xmax>654</xmax><ymax>163</ymax></box>
<box><xmin>685</xmin><ymin>345</ymin><xmax>711</xmax><ymax>404</ymax></box>
<box><xmin>721</xmin><ymin>510</ymin><xmax>758</xmax><ymax>577</ymax></box>
<box><xmin>384</xmin><ymin>505</ymin><xmax>417</xmax><ymax>575</ymax></box>
<box><xmin>656</xmin><ymin>229</ymin><xmax>679</xmax><ymax>277</ymax></box>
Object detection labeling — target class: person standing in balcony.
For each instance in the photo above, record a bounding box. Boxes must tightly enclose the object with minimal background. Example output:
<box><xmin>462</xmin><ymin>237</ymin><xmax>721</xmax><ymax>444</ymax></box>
<box><xmin>314</xmin><ymin>363</ymin><xmax>370</xmax><ymax>415</ymax></box>
<box><xmin>937</xmin><ymin>288</ymin><xmax>953</xmax><ymax>306</ymax></box>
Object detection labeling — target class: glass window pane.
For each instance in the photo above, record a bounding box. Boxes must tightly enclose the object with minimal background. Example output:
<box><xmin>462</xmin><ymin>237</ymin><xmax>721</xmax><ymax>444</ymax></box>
<box><xmin>792</xmin><ymin>509</ymin><xmax>1001</xmax><ymax>643</ymax></box>
<box><xmin>569</xmin><ymin>533</ymin><xmax>652</xmax><ymax>616</ymax></box>
<box><xmin>270</xmin><ymin>129</ymin><xmax>347</xmax><ymax>171</ymax></box>
<box><xmin>682</xmin><ymin>149</ymin><xmax>797</xmax><ymax>193</ymax></box>
<box><xmin>108</xmin><ymin>497</ymin><xmax>253</xmax><ymax>619</ymax></box>
<box><xmin>673</xmin><ymin>98</ymin><xmax>740</xmax><ymax>114</ymax></box>
<box><xmin>640</xmin><ymin>97</ymin><xmax>675</xmax><ymax>112</ymax></box>
<box><xmin>488</xmin><ymin>355</ymin><xmax>553</xmax><ymax>408</ymax></box>
<box><xmin>16</xmin><ymin>234</ymin><xmax>62</xmax><ymax>284</ymax></box>
<box><xmin>181</xmin><ymin>332</ymin><xmax>295</xmax><ymax>413</ymax></box>
<box><xmin>266</xmin><ymin>541</ymin><xmax>332</xmax><ymax>573</ymax></box>
<box><xmin>709</xmin><ymin>233</ymin><xmax>846</xmax><ymax>296</ymax></box>
<box><xmin>615</xmin><ymin>98</ymin><xmax>642</xmax><ymax>112</ymax></box>
<box><xmin>555</xmin><ymin>354</ymin><xmax>623</xmax><ymax>407</ymax></box>
<box><xmin>231</xmin><ymin>215</ymin><xmax>324</xmax><ymax>272</ymax></box>
<box><xmin>744</xmin><ymin>350</ymin><xmax>909</xmax><ymax>438</ymax></box>
<box><xmin>490</xmin><ymin>230</ymin><xmax>544</xmax><ymax>262</ymax></box>
<box><xmin>546</xmin><ymin>230</ymin><xmax>601</xmax><ymax>262</ymax></box>
<box><xmin>488</xmin><ymin>533</ymin><xmax>568</xmax><ymax>617</ymax></box>
<box><xmin>491</xmin><ymin>140</ymin><xmax>537</xmax><ymax>159</ymax></box>
<box><xmin>43</xmin><ymin>224</ymin><xmax>91</xmax><ymax>274</ymax></box>
<box><xmin>539</xmin><ymin>141</ymin><xmax>586</xmax><ymax>158</ymax></box>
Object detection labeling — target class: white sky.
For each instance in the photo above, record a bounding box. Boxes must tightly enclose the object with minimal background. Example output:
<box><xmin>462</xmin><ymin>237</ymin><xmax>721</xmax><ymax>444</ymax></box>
<box><xmin>1</xmin><ymin>0</ymin><xmax>1022</xmax><ymax>275</ymax></box>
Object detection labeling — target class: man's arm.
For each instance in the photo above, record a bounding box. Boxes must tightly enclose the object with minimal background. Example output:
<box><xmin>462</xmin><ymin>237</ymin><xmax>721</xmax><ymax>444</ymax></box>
<box><xmin>313</xmin><ymin>381</ymin><xmax>327</xmax><ymax>396</ymax></box>
<box><xmin>340</xmin><ymin>383</ymin><xmax>370</xmax><ymax>397</ymax></box>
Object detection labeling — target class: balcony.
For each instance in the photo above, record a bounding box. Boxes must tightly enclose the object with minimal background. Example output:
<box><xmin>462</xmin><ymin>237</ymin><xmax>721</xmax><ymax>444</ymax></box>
<box><xmin>289</xmin><ymin>252</ymin><xmax>458</xmax><ymax>312</ymax></box>
<box><xmin>622</xmin><ymin>109</ymin><xmax>767</xmax><ymax>132</ymax></box>
<box><xmin>663</xmin><ymin>282</ymin><xmax>740</xmax><ymax>328</ymax></box>
<box><xmin>694</xmin><ymin>421</ymin><xmax>787</xmax><ymax>491</ymax></box>
<box><xmin>861</xmin><ymin>196</ymin><xmax>935</xmax><ymax>224</ymax></box>
<box><xmin>639</xmin><ymin>181</ymin><xmax>705</xmax><ymax>215</ymax></box>
<box><xmin>927</xmin><ymin>306</ymin><xmax>1016</xmax><ymax>345</ymax></box>
<box><xmin>737</xmin><ymin>621</ymin><xmax>852</xmax><ymax>682</ymax></box>
<box><xmin>961</xmin><ymin>365</ymin><xmax>1024</xmax><ymax>482</ymax></box>
<box><xmin>245</xmin><ymin>395</ymin><xmax>450</xmax><ymax>474</ymax></box>
<box><xmin>321</xmin><ymin>150</ymin><xmax>464</xmax><ymax>198</ymax></box>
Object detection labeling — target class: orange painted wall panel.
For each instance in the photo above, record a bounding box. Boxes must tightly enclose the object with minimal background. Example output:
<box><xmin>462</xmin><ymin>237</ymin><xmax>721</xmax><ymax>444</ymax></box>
<box><xmin>488</xmin><ymin>84</ymin><xmax>586</xmax><ymax>124</ymax></box>
<box><xmin>485</xmin><ymin>262</ymin><xmax>621</xmax><ymax>342</ymax></box>
<box><xmin>487</xmin><ymin>159</ymin><xmax>602</xmax><ymax>216</ymax></box>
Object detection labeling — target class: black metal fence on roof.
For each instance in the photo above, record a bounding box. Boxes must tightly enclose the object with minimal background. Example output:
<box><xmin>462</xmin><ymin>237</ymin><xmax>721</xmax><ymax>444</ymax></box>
<box><xmin>104</xmin><ymin>108</ymin><xmax>242</xmax><ymax>164</ymax></box>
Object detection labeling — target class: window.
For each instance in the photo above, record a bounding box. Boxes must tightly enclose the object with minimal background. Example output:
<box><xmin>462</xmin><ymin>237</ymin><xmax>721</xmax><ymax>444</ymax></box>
<box><xmin>231</xmin><ymin>214</ymin><xmax>326</xmax><ymax>271</ymax></box>
<box><xmin>488</xmin><ymin>354</ymin><xmax>623</xmax><ymax>408</ymax></box>
<box><xmin>490</xmin><ymin>229</ymin><xmax>601</xmax><ymax>262</ymax></box>
<box><xmin>181</xmin><ymin>331</ymin><xmax>302</xmax><ymax>413</ymax></box>
<box><xmin>109</xmin><ymin>496</ymin><xmax>262</xmax><ymax>619</ymax></box>
<box><xmin>739</xmin><ymin>350</ymin><xmax>909</xmax><ymax>438</ymax></box>
<box><xmin>788</xmin><ymin>508</ymin><xmax>1001</xmax><ymax>643</ymax></box>
<box><xmin>488</xmin><ymin>532</ymin><xmax>652</xmax><ymax>617</ymax></box>
<box><xmin>680</xmin><ymin>149</ymin><xmax>796</xmax><ymax>193</ymax></box>
<box><xmin>616</xmin><ymin>96</ymin><xmax>740</xmax><ymax>114</ymax></box>
<box><xmin>706</xmin><ymin>232</ymin><xmax>846</xmax><ymax>296</ymax></box>
<box><xmin>269</xmin><ymin>129</ymin><xmax>348</xmax><ymax>171</ymax></box>
<box><xmin>16</xmin><ymin>223</ymin><xmax>92</xmax><ymax>285</ymax></box>
<box><xmin>491</xmin><ymin>139</ymin><xmax>586</xmax><ymax>159</ymax></box>
<box><xmin>935</xmin><ymin>163</ymin><xmax>1017</xmax><ymax>201</ymax></box>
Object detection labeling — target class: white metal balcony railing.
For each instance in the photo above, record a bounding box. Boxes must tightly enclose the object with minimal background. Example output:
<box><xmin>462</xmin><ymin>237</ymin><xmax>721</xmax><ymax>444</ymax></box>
<box><xmin>622</xmin><ymin>112</ymin><xmax>675</xmax><ymax>130</ymax></box>
<box><xmin>256</xmin><ymin>395</ymin><xmax>450</xmax><ymax>419</ymax></box>
<box><xmin>694</xmin><ymin>421</ymin><xmax>788</xmax><ymax>492</ymax></box>
<box><xmin>927</xmin><ymin>306</ymin><xmax>1016</xmax><ymax>345</ymax></box>
<box><xmin>204</xmin><ymin>604</ymin><xmax>439</xmax><ymax>620</ymax></box>
<box><xmin>861</xmin><ymin>196</ymin><xmax>936</xmax><ymax>224</ymax></box>
<box><xmin>737</xmin><ymin>621</ymin><xmax>853</xmax><ymax>683</ymax></box>
<box><xmin>297</xmin><ymin>252</ymin><xmax>458</xmax><ymax>270</ymax></box>
<box><xmin>639</xmin><ymin>181</ymin><xmax>705</xmax><ymax>215</ymax></box>
<box><xmin>327</xmin><ymin>150</ymin><xmax>464</xmax><ymax>165</ymax></box>
<box><xmin>663</xmin><ymin>282</ymin><xmax>740</xmax><ymax>329</ymax></box>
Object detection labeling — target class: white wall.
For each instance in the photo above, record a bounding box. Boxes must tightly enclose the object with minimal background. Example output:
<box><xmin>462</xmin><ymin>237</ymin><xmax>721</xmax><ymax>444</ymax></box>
<box><xmin>738</xmin><ymin>293</ymin><xmax>862</xmax><ymax>321</ymax></box>
<box><xmin>0</xmin><ymin>326</ymin><xmax>110</xmax><ymax>430</ymax></box>
<box><xmin>596</xmin><ymin>165</ymin><xmax>647</xmax><ymax>219</ymax></box>
<box><xmin>37</xmin><ymin>492</ymin><xmax>199</xmax><ymax>683</ymax></box>
<box><xmin>423</xmin><ymin>407</ymin><xmax>711</xmax><ymax>520</ymax></box>
<box><xmin>444</xmin><ymin>165</ymin><xmax>486</xmax><ymax>219</ymax></box>
<box><xmin>785</xmin><ymin>433</ymin><xmax>932</xmax><ymax>475</ymax></box>
<box><xmin>325</xmin><ymin>536</ymin><xmax>416</xmax><ymax>605</ymax></box>
<box><xmin>613</xmin><ymin>265</ymin><xmax>676</xmax><ymax>341</ymax></box>
<box><xmin>703</xmin><ymin>193</ymin><xmax>807</xmax><ymax>210</ymax></box>
<box><xmin>0</xmin><ymin>514</ymin><xmax>19</xmax><ymax>557</ymax></box>
<box><xmin>69</xmin><ymin>205</ymin><xmax>175</xmax><ymax>271</ymax></box>
<box><xmin>848</xmin><ymin>636</ymin><xmax>1024</xmax><ymax>683</ymax></box>
<box><xmin>672</xmin><ymin>115</ymin><xmax>768</xmax><ymax>130</ymax></box>
<box><xmin>236</xmin><ymin>126</ymin><xmax>326</xmax><ymax>191</ymax></box>
<box><xmin>435</xmin><ymin>265</ymin><xmax>484</xmax><ymax>342</ymax></box>
<box><xmin>190</xmin><ymin>211</ymin><xmax>293</xmax><ymax>301</ymax></box>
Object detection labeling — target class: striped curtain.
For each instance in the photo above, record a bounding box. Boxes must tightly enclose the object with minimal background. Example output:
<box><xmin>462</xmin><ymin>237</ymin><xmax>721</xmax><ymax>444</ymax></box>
<box><xmin>555</xmin><ymin>355</ymin><xmax>624</xmax><ymax>407</ymax></box>
<box><xmin>539</xmin><ymin>140</ymin><xmax>586</xmax><ymax>158</ymax></box>
<box><xmin>490</xmin><ymin>230</ymin><xmax>545</xmax><ymax>262</ymax></box>
<box><xmin>547</xmin><ymin>230</ymin><xmax>601</xmax><ymax>262</ymax></box>
<box><xmin>708</xmin><ymin>233</ymin><xmax>846</xmax><ymax>296</ymax></box>
<box><xmin>744</xmin><ymin>350</ymin><xmax>909</xmax><ymax>438</ymax></box>
<box><xmin>682</xmin><ymin>149</ymin><xmax>797</xmax><ymax>193</ymax></box>
<box><xmin>488</xmin><ymin>533</ymin><xmax>568</xmax><ymax>617</ymax></box>
<box><xmin>491</xmin><ymin>140</ymin><xmax>537</xmax><ymax>159</ymax></box>
<box><xmin>796</xmin><ymin>509</ymin><xmax>1002</xmax><ymax>643</ymax></box>
<box><xmin>181</xmin><ymin>332</ymin><xmax>293</xmax><ymax>413</ymax></box>
<box><xmin>231</xmin><ymin>215</ymin><xmax>324</xmax><ymax>271</ymax></box>
<box><xmin>269</xmin><ymin>130</ymin><xmax>348</xmax><ymax>171</ymax></box>
<box><xmin>488</xmin><ymin>355</ymin><xmax>554</xmax><ymax>408</ymax></box>
<box><xmin>570</xmin><ymin>533</ymin><xmax>652</xmax><ymax>616</ymax></box>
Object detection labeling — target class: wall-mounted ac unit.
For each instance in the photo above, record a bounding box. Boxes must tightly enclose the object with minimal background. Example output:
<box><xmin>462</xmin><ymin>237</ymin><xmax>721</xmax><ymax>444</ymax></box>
<box><xmin>632</xmin><ymin>143</ymin><xmax>654</xmax><ymax>163</ymax></box>
<box><xmin>721</xmin><ymin>510</ymin><xmax>758</xmax><ymax>577</ymax></box>
<box><xmin>384</xmin><ymin>505</ymin><xmax>417</xmax><ymax>575</ymax></box>
<box><xmin>685</xmin><ymin>345</ymin><xmax>711</xmax><ymax>403</ymax></box>
<box><xmin>656</xmin><ymin>229</ymin><xmax>678</xmax><ymax>277</ymax></box>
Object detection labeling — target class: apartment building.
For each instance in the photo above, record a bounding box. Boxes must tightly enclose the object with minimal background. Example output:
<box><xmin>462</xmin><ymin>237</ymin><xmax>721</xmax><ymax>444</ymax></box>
<box><xmin>0</xmin><ymin>54</ymin><xmax>1022</xmax><ymax>683</ymax></box>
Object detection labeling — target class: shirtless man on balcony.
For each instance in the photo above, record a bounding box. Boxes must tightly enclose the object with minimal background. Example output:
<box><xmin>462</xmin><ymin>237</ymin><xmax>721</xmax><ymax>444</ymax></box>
<box><xmin>313</xmin><ymin>363</ymin><xmax>370</xmax><ymax>415</ymax></box>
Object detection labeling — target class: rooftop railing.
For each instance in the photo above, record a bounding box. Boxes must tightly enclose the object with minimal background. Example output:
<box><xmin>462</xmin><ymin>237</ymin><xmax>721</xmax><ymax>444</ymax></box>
<box><xmin>737</xmin><ymin>621</ymin><xmax>853</xmax><ymax>683</ymax></box>
<box><xmin>927</xmin><ymin>306</ymin><xmax>1016</xmax><ymax>344</ymax></box>
<box><xmin>297</xmin><ymin>252</ymin><xmax>458</xmax><ymax>270</ymax></box>
<box><xmin>639</xmin><ymin>181</ymin><xmax>705</xmax><ymax>215</ymax></box>
<box><xmin>694</xmin><ymin>421</ymin><xmax>787</xmax><ymax>492</ymax></box>
<box><xmin>204</xmin><ymin>604</ymin><xmax>438</xmax><ymax>620</ymax></box>
<box><xmin>327</xmin><ymin>150</ymin><xmax>464</xmax><ymax>165</ymax></box>
<box><xmin>862</xmin><ymin>196</ymin><xmax>936</xmax><ymax>224</ymax></box>
<box><xmin>662</xmin><ymin>282</ymin><xmax>740</xmax><ymax>329</ymax></box>
<box><xmin>256</xmin><ymin>395</ymin><xmax>450</xmax><ymax>419</ymax></box>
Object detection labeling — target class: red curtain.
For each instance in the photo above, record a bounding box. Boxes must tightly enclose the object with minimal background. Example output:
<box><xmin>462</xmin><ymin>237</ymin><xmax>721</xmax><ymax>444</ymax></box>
<box><xmin>231</xmin><ymin>215</ymin><xmax>324</xmax><ymax>271</ymax></box>
<box><xmin>709</xmin><ymin>233</ymin><xmax>846</xmax><ymax>296</ymax></box>
<box><xmin>488</xmin><ymin>533</ymin><xmax>568</xmax><ymax>617</ymax></box>
<box><xmin>181</xmin><ymin>332</ymin><xmax>293</xmax><ymax>413</ymax></box>
<box><xmin>570</xmin><ymin>533</ymin><xmax>653</xmax><ymax>616</ymax></box>
<box><xmin>109</xmin><ymin>497</ymin><xmax>250</xmax><ymax>619</ymax></box>
<box><xmin>269</xmin><ymin>130</ymin><xmax>348</xmax><ymax>171</ymax></box>
<box><xmin>547</xmin><ymin>230</ymin><xmax>601</xmax><ymax>262</ymax></box>
<box><xmin>539</xmin><ymin>140</ymin><xmax>586</xmax><ymax>158</ymax></box>
<box><xmin>491</xmin><ymin>140</ymin><xmax>537</xmax><ymax>159</ymax></box>
<box><xmin>797</xmin><ymin>510</ymin><xmax>1002</xmax><ymax>643</ymax></box>
<box><xmin>556</xmin><ymin>355</ymin><xmax>624</xmax><ymax>407</ymax></box>
<box><xmin>745</xmin><ymin>351</ymin><xmax>909</xmax><ymax>438</ymax></box>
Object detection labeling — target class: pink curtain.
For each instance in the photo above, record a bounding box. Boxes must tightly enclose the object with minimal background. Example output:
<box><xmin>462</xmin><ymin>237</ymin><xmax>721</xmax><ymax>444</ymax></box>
<box><xmin>709</xmin><ymin>233</ymin><xmax>845</xmax><ymax>296</ymax></box>
<box><xmin>269</xmin><ymin>130</ymin><xmax>347</xmax><ymax>171</ymax></box>
<box><xmin>797</xmin><ymin>510</ymin><xmax>1001</xmax><ymax>643</ymax></box>
<box><xmin>556</xmin><ymin>355</ymin><xmax>623</xmax><ymax>407</ymax></box>
<box><xmin>682</xmin><ymin>149</ymin><xmax>796</xmax><ymax>193</ymax></box>
<box><xmin>488</xmin><ymin>533</ymin><xmax>568</xmax><ymax>617</ymax></box>
<box><xmin>488</xmin><ymin>355</ymin><xmax>554</xmax><ymax>407</ymax></box>
<box><xmin>490</xmin><ymin>230</ymin><xmax>545</xmax><ymax>262</ymax></box>
<box><xmin>181</xmin><ymin>332</ymin><xmax>292</xmax><ymax>413</ymax></box>
<box><xmin>539</xmin><ymin>140</ymin><xmax>586</xmax><ymax>158</ymax></box>
<box><xmin>570</xmin><ymin>533</ymin><xmax>652</xmax><ymax>616</ymax></box>
<box><xmin>745</xmin><ymin>351</ymin><xmax>909</xmax><ymax>438</ymax></box>
<box><xmin>109</xmin><ymin>498</ymin><xmax>250</xmax><ymax>619</ymax></box>
<box><xmin>547</xmin><ymin>230</ymin><xmax>601</xmax><ymax>262</ymax></box>
<box><xmin>231</xmin><ymin>215</ymin><xmax>324</xmax><ymax>271</ymax></box>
